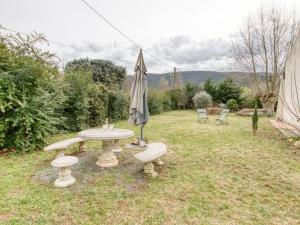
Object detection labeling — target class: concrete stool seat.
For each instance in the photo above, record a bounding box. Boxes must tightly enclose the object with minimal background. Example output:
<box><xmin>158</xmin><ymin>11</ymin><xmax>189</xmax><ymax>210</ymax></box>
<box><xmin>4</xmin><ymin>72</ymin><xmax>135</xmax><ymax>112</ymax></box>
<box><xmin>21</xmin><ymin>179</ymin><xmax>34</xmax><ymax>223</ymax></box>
<box><xmin>134</xmin><ymin>142</ymin><xmax>167</xmax><ymax>177</ymax></box>
<box><xmin>51</xmin><ymin>156</ymin><xmax>78</xmax><ymax>187</ymax></box>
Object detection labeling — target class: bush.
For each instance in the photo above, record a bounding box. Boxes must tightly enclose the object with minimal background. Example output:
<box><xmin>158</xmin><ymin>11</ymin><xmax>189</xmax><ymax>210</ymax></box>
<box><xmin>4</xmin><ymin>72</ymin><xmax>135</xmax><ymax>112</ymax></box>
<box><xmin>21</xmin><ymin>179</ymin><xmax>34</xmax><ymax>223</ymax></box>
<box><xmin>193</xmin><ymin>91</ymin><xmax>212</xmax><ymax>109</ymax></box>
<box><xmin>160</xmin><ymin>91</ymin><xmax>172</xmax><ymax>111</ymax></box>
<box><xmin>87</xmin><ymin>83</ymin><xmax>108</xmax><ymax>127</ymax></box>
<box><xmin>64</xmin><ymin>70</ymin><xmax>92</xmax><ymax>132</ymax></box>
<box><xmin>170</xmin><ymin>88</ymin><xmax>187</xmax><ymax>109</ymax></box>
<box><xmin>0</xmin><ymin>36</ymin><xmax>65</xmax><ymax>152</ymax></box>
<box><xmin>226</xmin><ymin>99</ymin><xmax>238</xmax><ymax>111</ymax></box>
<box><xmin>108</xmin><ymin>90</ymin><xmax>129</xmax><ymax>122</ymax></box>
<box><xmin>148</xmin><ymin>91</ymin><xmax>163</xmax><ymax>115</ymax></box>
<box><xmin>147</xmin><ymin>90</ymin><xmax>172</xmax><ymax>115</ymax></box>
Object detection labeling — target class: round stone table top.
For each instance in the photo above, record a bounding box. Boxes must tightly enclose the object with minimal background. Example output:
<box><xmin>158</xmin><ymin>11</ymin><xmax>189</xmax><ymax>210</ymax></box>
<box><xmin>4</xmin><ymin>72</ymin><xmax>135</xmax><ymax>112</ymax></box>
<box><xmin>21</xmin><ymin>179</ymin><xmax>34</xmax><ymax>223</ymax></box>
<box><xmin>78</xmin><ymin>128</ymin><xmax>134</xmax><ymax>140</ymax></box>
<box><xmin>51</xmin><ymin>156</ymin><xmax>79</xmax><ymax>168</ymax></box>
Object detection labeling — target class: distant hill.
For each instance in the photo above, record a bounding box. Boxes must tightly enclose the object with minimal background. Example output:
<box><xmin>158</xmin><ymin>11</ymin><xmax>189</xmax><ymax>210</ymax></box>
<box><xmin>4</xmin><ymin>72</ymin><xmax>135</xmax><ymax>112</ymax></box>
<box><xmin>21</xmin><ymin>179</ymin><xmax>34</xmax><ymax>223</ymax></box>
<box><xmin>146</xmin><ymin>71</ymin><xmax>249</xmax><ymax>88</ymax></box>
<box><xmin>122</xmin><ymin>71</ymin><xmax>251</xmax><ymax>90</ymax></box>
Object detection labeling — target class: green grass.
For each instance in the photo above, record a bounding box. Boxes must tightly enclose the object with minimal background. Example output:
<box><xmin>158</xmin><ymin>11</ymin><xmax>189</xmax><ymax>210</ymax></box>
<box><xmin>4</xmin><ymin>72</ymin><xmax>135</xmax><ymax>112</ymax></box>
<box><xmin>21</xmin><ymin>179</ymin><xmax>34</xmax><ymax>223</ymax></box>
<box><xmin>1</xmin><ymin>110</ymin><xmax>300</xmax><ymax>224</ymax></box>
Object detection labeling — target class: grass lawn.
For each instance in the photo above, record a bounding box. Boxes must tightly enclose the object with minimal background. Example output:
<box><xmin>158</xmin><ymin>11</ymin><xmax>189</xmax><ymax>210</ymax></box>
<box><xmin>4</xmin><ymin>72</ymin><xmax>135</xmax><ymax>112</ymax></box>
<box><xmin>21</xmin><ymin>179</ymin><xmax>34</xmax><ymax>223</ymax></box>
<box><xmin>0</xmin><ymin>110</ymin><xmax>300</xmax><ymax>225</ymax></box>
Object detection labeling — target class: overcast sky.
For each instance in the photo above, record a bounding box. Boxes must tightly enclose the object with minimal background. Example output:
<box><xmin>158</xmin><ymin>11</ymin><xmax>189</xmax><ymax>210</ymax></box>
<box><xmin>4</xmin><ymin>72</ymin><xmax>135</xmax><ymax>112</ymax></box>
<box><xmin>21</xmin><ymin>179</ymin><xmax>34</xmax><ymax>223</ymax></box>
<box><xmin>0</xmin><ymin>0</ymin><xmax>299</xmax><ymax>73</ymax></box>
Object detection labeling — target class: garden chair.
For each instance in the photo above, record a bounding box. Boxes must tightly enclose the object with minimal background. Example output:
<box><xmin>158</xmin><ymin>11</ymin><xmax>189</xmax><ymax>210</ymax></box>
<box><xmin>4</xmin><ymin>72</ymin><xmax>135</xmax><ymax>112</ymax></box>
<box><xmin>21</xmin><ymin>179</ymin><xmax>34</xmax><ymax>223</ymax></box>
<box><xmin>197</xmin><ymin>109</ymin><xmax>208</xmax><ymax>123</ymax></box>
<box><xmin>216</xmin><ymin>109</ymin><xmax>230</xmax><ymax>125</ymax></box>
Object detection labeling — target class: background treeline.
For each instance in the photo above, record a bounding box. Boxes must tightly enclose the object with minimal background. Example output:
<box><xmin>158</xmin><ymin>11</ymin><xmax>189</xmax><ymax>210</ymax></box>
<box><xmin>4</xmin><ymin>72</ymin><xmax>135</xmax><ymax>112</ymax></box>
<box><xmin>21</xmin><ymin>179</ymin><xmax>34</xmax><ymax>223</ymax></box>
<box><xmin>147</xmin><ymin>78</ymin><xmax>261</xmax><ymax>114</ymax></box>
<box><xmin>0</xmin><ymin>33</ymin><xmax>129</xmax><ymax>152</ymax></box>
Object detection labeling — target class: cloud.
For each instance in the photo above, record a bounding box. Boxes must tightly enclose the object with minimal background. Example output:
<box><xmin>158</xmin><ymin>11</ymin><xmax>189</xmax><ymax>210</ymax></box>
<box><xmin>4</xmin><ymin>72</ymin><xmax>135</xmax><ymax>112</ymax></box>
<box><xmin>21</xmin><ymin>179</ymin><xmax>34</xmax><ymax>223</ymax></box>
<box><xmin>62</xmin><ymin>42</ymin><xmax>138</xmax><ymax>72</ymax></box>
<box><xmin>151</xmin><ymin>35</ymin><xmax>231</xmax><ymax>65</ymax></box>
<box><xmin>61</xmin><ymin>35</ymin><xmax>233</xmax><ymax>73</ymax></box>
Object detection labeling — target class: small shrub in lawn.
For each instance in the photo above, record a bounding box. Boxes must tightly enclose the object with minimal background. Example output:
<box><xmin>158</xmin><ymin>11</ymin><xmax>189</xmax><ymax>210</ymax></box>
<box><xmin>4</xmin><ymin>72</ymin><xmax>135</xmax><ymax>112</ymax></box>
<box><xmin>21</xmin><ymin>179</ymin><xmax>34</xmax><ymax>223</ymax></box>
<box><xmin>193</xmin><ymin>91</ymin><xmax>212</xmax><ymax>109</ymax></box>
<box><xmin>227</xmin><ymin>99</ymin><xmax>238</xmax><ymax>112</ymax></box>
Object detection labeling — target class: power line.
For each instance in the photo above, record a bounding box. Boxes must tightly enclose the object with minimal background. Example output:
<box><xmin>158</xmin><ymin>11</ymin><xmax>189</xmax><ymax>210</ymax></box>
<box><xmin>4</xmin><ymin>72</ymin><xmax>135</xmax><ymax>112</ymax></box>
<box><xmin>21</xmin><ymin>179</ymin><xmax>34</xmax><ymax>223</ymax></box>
<box><xmin>79</xmin><ymin>0</ymin><xmax>171</xmax><ymax>68</ymax></box>
<box><xmin>0</xmin><ymin>25</ymin><xmax>135</xmax><ymax>65</ymax></box>
<box><xmin>80</xmin><ymin>0</ymin><xmax>139</xmax><ymax>49</ymax></box>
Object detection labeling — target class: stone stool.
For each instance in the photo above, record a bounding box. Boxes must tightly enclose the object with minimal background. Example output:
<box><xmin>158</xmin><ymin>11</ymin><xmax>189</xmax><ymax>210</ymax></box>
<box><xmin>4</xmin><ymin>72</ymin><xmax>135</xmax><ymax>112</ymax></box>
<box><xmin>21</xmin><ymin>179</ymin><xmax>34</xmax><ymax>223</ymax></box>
<box><xmin>51</xmin><ymin>156</ymin><xmax>78</xmax><ymax>188</ymax></box>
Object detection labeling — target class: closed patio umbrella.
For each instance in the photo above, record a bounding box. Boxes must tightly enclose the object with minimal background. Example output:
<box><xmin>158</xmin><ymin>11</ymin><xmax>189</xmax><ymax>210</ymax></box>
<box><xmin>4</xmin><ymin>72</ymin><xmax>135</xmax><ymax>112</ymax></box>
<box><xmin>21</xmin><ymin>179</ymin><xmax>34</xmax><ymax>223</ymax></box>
<box><xmin>129</xmin><ymin>49</ymin><xmax>149</xmax><ymax>143</ymax></box>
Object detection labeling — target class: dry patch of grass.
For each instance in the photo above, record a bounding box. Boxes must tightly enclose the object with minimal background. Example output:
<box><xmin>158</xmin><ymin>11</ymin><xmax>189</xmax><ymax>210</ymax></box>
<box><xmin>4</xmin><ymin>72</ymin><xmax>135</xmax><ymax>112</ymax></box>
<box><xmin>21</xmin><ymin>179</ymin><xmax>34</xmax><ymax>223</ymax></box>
<box><xmin>0</xmin><ymin>110</ymin><xmax>300</xmax><ymax>224</ymax></box>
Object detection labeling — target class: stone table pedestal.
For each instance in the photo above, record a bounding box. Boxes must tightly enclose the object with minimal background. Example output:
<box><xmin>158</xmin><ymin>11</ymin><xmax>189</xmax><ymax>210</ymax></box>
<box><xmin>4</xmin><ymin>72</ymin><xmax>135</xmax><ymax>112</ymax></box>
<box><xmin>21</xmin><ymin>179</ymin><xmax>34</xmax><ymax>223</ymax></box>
<box><xmin>96</xmin><ymin>140</ymin><xmax>119</xmax><ymax>167</ymax></box>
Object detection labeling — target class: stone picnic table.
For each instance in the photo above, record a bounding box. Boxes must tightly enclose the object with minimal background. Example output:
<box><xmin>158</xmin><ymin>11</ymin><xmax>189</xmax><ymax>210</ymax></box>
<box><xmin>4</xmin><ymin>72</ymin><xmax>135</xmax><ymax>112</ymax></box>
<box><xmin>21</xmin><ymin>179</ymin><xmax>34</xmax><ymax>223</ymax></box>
<box><xmin>78</xmin><ymin>128</ymin><xmax>134</xmax><ymax>168</ymax></box>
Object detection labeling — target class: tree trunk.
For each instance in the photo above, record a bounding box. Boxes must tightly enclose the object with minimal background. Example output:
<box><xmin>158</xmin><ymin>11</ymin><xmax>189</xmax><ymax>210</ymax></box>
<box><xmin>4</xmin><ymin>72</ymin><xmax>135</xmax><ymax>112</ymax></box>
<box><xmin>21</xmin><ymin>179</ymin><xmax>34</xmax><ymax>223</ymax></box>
<box><xmin>260</xmin><ymin>94</ymin><xmax>276</xmax><ymax>112</ymax></box>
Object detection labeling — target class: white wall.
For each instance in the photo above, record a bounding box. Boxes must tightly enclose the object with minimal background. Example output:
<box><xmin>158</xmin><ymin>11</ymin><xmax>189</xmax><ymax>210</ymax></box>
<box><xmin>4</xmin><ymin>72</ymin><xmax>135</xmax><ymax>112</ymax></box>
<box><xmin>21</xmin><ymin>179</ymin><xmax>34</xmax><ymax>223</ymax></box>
<box><xmin>277</xmin><ymin>30</ymin><xmax>300</xmax><ymax>129</ymax></box>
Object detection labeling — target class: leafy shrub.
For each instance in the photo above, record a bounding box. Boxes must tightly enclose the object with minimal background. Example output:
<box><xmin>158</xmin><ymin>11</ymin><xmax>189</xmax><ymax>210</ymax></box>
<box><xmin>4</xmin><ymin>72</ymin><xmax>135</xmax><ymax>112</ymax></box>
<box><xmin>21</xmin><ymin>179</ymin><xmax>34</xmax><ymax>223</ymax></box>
<box><xmin>64</xmin><ymin>70</ymin><xmax>92</xmax><ymax>132</ymax></box>
<box><xmin>226</xmin><ymin>99</ymin><xmax>238</xmax><ymax>111</ymax></box>
<box><xmin>147</xmin><ymin>90</ymin><xmax>172</xmax><ymax>115</ymax></box>
<box><xmin>193</xmin><ymin>91</ymin><xmax>212</xmax><ymax>109</ymax></box>
<box><xmin>108</xmin><ymin>90</ymin><xmax>129</xmax><ymax>122</ymax></box>
<box><xmin>170</xmin><ymin>88</ymin><xmax>187</xmax><ymax>109</ymax></box>
<box><xmin>160</xmin><ymin>91</ymin><xmax>172</xmax><ymax>111</ymax></box>
<box><xmin>87</xmin><ymin>83</ymin><xmax>108</xmax><ymax>127</ymax></box>
<box><xmin>148</xmin><ymin>91</ymin><xmax>163</xmax><ymax>115</ymax></box>
<box><xmin>0</xmin><ymin>35</ymin><xmax>65</xmax><ymax>152</ymax></box>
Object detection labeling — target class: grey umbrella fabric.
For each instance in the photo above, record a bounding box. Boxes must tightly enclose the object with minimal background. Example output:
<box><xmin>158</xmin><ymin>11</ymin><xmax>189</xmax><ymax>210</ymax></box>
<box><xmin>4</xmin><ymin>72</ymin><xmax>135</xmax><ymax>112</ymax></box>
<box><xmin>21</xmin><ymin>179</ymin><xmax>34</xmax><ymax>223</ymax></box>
<box><xmin>129</xmin><ymin>49</ymin><xmax>149</xmax><ymax>129</ymax></box>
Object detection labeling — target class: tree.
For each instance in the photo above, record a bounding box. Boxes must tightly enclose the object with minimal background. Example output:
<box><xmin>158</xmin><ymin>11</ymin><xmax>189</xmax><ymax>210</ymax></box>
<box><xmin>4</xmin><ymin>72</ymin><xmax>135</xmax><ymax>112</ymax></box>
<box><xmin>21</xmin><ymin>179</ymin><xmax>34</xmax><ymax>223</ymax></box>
<box><xmin>232</xmin><ymin>4</ymin><xmax>297</xmax><ymax>111</ymax></box>
<box><xmin>203</xmin><ymin>79</ymin><xmax>217</xmax><ymax>102</ymax></box>
<box><xmin>216</xmin><ymin>78</ymin><xmax>243</xmax><ymax>104</ymax></box>
<box><xmin>65</xmin><ymin>58</ymin><xmax>127</xmax><ymax>88</ymax></box>
<box><xmin>184</xmin><ymin>83</ymin><xmax>201</xmax><ymax>109</ymax></box>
